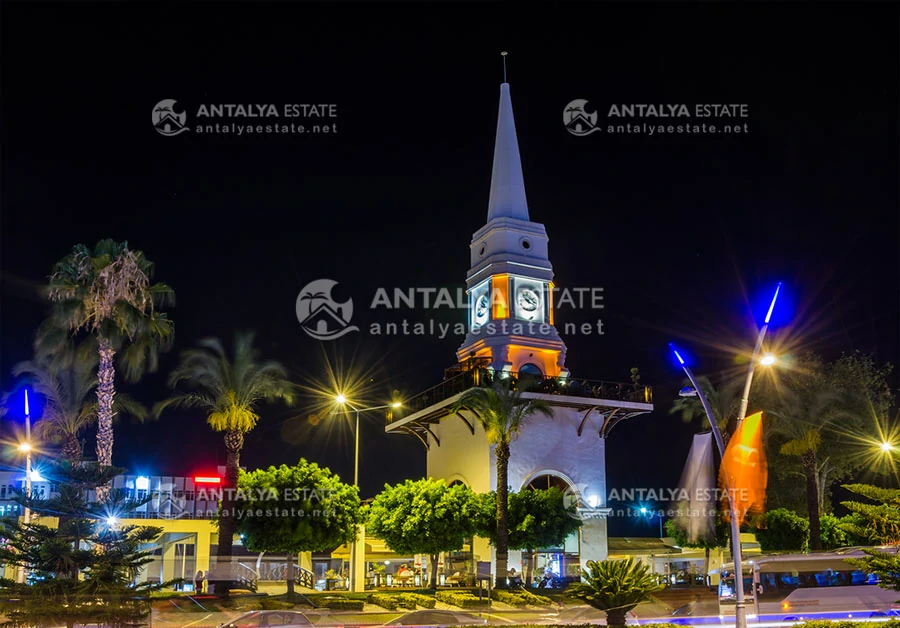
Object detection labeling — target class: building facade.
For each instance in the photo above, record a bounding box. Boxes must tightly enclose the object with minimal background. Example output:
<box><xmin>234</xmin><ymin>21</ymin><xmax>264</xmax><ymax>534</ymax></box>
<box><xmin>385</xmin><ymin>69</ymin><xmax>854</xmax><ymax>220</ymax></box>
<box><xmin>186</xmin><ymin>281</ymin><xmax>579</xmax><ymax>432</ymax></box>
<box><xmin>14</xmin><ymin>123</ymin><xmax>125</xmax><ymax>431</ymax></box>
<box><xmin>385</xmin><ymin>80</ymin><xmax>654</xmax><ymax>582</ymax></box>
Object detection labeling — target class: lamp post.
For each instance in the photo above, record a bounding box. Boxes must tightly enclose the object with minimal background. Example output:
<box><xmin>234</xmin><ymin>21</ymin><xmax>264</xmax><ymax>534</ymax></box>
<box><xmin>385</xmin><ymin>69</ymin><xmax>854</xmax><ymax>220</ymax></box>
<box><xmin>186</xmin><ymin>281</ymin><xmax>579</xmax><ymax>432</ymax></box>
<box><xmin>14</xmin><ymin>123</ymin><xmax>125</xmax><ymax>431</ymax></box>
<box><xmin>672</xmin><ymin>347</ymin><xmax>747</xmax><ymax>628</ymax></box>
<box><xmin>335</xmin><ymin>395</ymin><xmax>402</xmax><ymax>593</ymax></box>
<box><xmin>639</xmin><ymin>506</ymin><xmax>664</xmax><ymax>537</ymax></box>
<box><xmin>16</xmin><ymin>390</ymin><xmax>33</xmax><ymax>584</ymax></box>
<box><xmin>735</xmin><ymin>283</ymin><xmax>782</xmax><ymax>427</ymax></box>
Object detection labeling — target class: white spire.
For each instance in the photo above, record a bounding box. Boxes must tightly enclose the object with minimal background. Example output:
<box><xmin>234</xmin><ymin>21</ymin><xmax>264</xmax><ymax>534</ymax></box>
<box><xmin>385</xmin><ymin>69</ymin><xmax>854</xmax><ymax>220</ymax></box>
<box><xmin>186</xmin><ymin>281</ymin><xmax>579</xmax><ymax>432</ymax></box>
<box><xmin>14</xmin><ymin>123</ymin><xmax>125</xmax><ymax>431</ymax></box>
<box><xmin>487</xmin><ymin>82</ymin><xmax>530</xmax><ymax>222</ymax></box>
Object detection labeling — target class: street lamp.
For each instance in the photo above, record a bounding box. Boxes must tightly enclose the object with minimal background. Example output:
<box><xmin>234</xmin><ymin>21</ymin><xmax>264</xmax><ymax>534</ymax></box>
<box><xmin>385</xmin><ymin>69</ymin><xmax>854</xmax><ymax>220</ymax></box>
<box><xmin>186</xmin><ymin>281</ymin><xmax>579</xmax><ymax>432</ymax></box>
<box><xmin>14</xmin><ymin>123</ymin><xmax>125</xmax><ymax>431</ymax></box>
<box><xmin>881</xmin><ymin>442</ymin><xmax>895</xmax><ymax>453</ymax></box>
<box><xmin>334</xmin><ymin>395</ymin><xmax>403</xmax><ymax>593</ymax></box>
<box><xmin>736</xmin><ymin>283</ymin><xmax>782</xmax><ymax>426</ymax></box>
<box><xmin>16</xmin><ymin>389</ymin><xmax>33</xmax><ymax>584</ymax></box>
<box><xmin>672</xmin><ymin>346</ymin><xmax>748</xmax><ymax>628</ymax></box>
<box><xmin>639</xmin><ymin>506</ymin><xmax>664</xmax><ymax>537</ymax></box>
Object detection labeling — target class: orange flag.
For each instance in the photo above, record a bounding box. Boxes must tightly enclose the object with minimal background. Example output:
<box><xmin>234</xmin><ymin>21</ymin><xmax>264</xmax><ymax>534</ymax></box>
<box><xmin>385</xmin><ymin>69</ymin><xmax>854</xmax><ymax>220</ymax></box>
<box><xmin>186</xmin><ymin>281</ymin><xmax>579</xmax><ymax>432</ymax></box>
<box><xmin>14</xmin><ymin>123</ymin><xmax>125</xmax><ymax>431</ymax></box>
<box><xmin>719</xmin><ymin>411</ymin><xmax>767</xmax><ymax>523</ymax></box>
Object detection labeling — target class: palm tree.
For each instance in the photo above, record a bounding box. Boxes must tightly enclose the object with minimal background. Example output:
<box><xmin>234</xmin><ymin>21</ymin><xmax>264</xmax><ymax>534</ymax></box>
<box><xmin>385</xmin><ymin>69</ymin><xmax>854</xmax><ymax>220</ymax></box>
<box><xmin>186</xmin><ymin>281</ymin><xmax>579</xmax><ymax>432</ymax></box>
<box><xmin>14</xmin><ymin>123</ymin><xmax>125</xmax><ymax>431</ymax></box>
<box><xmin>10</xmin><ymin>340</ymin><xmax>148</xmax><ymax>465</ymax></box>
<box><xmin>154</xmin><ymin>331</ymin><xmax>294</xmax><ymax>574</ymax></box>
<box><xmin>568</xmin><ymin>558</ymin><xmax>663</xmax><ymax>626</ymax></box>
<box><xmin>451</xmin><ymin>380</ymin><xmax>552</xmax><ymax>587</ymax></box>
<box><xmin>45</xmin><ymin>239</ymin><xmax>174</xmax><ymax>493</ymax></box>
<box><xmin>669</xmin><ymin>374</ymin><xmax>742</xmax><ymax>435</ymax></box>
<box><xmin>768</xmin><ymin>385</ymin><xmax>845</xmax><ymax>551</ymax></box>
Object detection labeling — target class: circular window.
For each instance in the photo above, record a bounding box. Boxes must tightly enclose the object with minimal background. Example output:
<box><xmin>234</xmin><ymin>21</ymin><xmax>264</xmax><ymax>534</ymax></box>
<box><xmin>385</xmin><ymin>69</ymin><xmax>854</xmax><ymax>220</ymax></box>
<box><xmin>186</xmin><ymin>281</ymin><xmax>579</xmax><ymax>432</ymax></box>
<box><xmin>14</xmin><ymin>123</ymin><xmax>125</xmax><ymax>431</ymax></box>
<box><xmin>520</xmin><ymin>238</ymin><xmax>531</xmax><ymax>250</ymax></box>
<box><xmin>479</xmin><ymin>244</ymin><xmax>486</xmax><ymax>256</ymax></box>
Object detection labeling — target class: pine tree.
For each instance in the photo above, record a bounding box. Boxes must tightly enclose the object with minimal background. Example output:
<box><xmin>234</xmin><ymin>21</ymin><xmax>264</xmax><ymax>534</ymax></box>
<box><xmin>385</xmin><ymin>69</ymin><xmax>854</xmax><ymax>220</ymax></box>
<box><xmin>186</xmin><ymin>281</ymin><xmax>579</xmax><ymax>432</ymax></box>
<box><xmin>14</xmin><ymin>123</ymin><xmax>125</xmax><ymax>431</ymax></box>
<box><xmin>0</xmin><ymin>462</ymin><xmax>176</xmax><ymax>627</ymax></box>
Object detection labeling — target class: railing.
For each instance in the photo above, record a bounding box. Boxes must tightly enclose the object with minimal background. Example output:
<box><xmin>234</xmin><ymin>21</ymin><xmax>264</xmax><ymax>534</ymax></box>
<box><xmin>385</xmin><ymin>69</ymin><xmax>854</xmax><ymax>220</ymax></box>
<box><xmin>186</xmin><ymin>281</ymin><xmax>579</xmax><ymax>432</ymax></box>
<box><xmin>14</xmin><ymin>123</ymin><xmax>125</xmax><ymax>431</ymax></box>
<box><xmin>392</xmin><ymin>367</ymin><xmax>652</xmax><ymax>423</ymax></box>
<box><xmin>296</xmin><ymin>566</ymin><xmax>315</xmax><ymax>590</ymax></box>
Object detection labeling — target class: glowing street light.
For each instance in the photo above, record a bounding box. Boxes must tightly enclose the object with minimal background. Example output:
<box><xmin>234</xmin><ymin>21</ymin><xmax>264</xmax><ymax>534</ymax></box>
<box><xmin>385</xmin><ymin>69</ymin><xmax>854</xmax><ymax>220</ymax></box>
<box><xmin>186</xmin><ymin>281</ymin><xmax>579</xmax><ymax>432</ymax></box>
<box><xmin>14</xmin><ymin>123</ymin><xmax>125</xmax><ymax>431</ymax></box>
<box><xmin>881</xmin><ymin>442</ymin><xmax>895</xmax><ymax>453</ymax></box>
<box><xmin>333</xmin><ymin>394</ymin><xmax>403</xmax><ymax>593</ymax></box>
<box><xmin>670</xmin><ymin>343</ymin><xmax>747</xmax><ymax>628</ymax></box>
<box><xmin>17</xmin><ymin>442</ymin><xmax>31</xmax><ymax>453</ymax></box>
<box><xmin>760</xmin><ymin>353</ymin><xmax>777</xmax><ymax>367</ymax></box>
<box><xmin>736</xmin><ymin>283</ymin><xmax>783</xmax><ymax>427</ymax></box>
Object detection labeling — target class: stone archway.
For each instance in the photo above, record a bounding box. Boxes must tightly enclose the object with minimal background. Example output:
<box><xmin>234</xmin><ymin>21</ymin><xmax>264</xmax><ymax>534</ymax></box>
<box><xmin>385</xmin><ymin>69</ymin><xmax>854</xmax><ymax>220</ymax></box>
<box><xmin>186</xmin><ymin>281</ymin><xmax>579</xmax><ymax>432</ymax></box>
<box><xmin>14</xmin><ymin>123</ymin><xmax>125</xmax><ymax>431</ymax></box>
<box><xmin>518</xmin><ymin>470</ymin><xmax>581</xmax><ymax>585</ymax></box>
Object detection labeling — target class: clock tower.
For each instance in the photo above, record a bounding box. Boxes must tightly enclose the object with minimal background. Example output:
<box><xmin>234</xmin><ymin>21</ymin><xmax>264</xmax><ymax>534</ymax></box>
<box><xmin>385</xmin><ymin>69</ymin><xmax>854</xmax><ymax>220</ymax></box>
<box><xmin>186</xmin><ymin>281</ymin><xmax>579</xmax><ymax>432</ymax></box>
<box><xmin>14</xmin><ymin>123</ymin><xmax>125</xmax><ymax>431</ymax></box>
<box><xmin>457</xmin><ymin>82</ymin><xmax>568</xmax><ymax>379</ymax></box>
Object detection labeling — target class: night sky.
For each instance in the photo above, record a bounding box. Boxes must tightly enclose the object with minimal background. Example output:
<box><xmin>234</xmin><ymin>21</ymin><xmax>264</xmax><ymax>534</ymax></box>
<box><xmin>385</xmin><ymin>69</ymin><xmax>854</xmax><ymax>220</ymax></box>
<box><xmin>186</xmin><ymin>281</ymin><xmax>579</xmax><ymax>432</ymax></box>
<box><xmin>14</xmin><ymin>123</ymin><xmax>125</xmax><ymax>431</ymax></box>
<box><xmin>1</xmin><ymin>3</ymin><xmax>898</xmax><ymax>536</ymax></box>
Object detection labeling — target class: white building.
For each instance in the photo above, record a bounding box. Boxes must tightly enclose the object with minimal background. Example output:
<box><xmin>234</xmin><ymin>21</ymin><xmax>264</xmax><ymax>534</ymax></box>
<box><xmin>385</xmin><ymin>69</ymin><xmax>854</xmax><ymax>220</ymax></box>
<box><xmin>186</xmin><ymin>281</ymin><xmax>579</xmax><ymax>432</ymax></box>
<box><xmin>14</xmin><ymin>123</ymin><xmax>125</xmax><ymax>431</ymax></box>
<box><xmin>385</xmin><ymin>79</ymin><xmax>654</xmax><ymax>583</ymax></box>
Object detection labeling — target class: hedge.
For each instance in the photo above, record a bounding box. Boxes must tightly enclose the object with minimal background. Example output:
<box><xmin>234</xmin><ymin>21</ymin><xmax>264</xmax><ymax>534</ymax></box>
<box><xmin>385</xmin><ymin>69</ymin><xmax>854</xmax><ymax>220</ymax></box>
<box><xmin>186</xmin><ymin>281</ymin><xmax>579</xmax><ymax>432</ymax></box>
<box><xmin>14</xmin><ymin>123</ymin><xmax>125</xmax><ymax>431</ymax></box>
<box><xmin>315</xmin><ymin>597</ymin><xmax>365</xmax><ymax>611</ymax></box>
<box><xmin>434</xmin><ymin>590</ymin><xmax>492</xmax><ymax>608</ymax></box>
<box><xmin>517</xmin><ymin>590</ymin><xmax>553</xmax><ymax>606</ymax></box>
<box><xmin>401</xmin><ymin>593</ymin><xmax>436</xmax><ymax>609</ymax></box>
<box><xmin>367</xmin><ymin>593</ymin><xmax>399</xmax><ymax>610</ymax></box>
<box><xmin>490</xmin><ymin>590</ymin><xmax>528</xmax><ymax>607</ymax></box>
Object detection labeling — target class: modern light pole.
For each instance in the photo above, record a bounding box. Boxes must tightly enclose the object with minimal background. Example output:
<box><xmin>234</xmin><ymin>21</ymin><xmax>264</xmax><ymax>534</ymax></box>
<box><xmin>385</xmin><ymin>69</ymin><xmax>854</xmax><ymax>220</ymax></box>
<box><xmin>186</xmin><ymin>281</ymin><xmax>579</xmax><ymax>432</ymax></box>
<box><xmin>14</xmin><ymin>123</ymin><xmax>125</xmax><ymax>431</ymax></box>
<box><xmin>335</xmin><ymin>395</ymin><xmax>402</xmax><ymax>593</ymax></box>
<box><xmin>735</xmin><ymin>283</ymin><xmax>782</xmax><ymax>427</ymax></box>
<box><xmin>672</xmin><ymin>346</ymin><xmax>747</xmax><ymax>628</ymax></box>
<box><xmin>639</xmin><ymin>506</ymin><xmax>664</xmax><ymax>537</ymax></box>
<box><xmin>16</xmin><ymin>389</ymin><xmax>33</xmax><ymax>584</ymax></box>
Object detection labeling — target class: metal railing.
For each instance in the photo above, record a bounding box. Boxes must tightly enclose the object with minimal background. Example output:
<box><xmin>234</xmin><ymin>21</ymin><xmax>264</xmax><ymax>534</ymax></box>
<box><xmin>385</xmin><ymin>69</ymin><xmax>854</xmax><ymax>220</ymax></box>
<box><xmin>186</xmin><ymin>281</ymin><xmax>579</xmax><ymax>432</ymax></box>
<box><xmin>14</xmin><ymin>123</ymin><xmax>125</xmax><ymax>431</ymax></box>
<box><xmin>392</xmin><ymin>367</ymin><xmax>652</xmax><ymax>423</ymax></box>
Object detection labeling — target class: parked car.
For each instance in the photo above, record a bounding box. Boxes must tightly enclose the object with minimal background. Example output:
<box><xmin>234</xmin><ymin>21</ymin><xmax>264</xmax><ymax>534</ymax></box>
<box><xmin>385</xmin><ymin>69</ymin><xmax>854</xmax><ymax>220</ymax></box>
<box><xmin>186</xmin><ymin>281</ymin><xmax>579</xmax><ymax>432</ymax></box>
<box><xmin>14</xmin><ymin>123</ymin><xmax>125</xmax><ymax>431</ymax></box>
<box><xmin>219</xmin><ymin>610</ymin><xmax>314</xmax><ymax>628</ymax></box>
<box><xmin>382</xmin><ymin>610</ymin><xmax>488</xmax><ymax>626</ymax></box>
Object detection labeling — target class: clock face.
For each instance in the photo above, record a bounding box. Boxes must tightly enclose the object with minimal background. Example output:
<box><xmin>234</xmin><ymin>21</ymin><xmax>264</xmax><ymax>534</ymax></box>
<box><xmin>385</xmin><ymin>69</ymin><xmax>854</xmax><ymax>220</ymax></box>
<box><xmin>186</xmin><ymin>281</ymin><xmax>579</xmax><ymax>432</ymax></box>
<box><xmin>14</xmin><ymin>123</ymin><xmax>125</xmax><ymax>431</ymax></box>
<box><xmin>474</xmin><ymin>294</ymin><xmax>490</xmax><ymax>325</ymax></box>
<box><xmin>514</xmin><ymin>280</ymin><xmax>544</xmax><ymax>322</ymax></box>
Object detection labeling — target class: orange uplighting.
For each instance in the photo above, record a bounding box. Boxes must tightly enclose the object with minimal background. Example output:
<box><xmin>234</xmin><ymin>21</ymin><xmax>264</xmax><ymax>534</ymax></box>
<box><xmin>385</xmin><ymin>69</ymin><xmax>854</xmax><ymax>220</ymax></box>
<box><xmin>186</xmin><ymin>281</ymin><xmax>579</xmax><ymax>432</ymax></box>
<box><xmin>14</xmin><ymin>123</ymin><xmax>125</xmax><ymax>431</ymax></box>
<box><xmin>548</xmin><ymin>281</ymin><xmax>555</xmax><ymax>325</ymax></box>
<box><xmin>194</xmin><ymin>476</ymin><xmax>222</xmax><ymax>484</ymax></box>
<box><xmin>492</xmin><ymin>274</ymin><xmax>509</xmax><ymax>320</ymax></box>
<box><xmin>719</xmin><ymin>411</ymin><xmax>768</xmax><ymax>523</ymax></box>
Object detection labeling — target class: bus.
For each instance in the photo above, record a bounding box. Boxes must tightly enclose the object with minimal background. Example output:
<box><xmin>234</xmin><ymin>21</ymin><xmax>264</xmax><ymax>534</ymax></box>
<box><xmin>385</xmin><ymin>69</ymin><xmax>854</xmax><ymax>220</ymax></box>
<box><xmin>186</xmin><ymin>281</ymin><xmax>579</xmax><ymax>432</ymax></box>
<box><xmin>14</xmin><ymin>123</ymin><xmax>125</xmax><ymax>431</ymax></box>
<box><xmin>719</xmin><ymin>547</ymin><xmax>900</xmax><ymax>622</ymax></box>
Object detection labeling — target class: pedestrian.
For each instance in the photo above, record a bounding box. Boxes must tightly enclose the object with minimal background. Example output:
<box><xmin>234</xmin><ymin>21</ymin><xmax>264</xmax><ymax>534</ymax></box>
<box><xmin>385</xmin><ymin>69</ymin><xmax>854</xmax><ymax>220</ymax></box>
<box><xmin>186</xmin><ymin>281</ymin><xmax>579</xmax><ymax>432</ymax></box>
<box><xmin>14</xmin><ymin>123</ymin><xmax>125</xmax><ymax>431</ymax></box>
<box><xmin>194</xmin><ymin>569</ymin><xmax>204</xmax><ymax>593</ymax></box>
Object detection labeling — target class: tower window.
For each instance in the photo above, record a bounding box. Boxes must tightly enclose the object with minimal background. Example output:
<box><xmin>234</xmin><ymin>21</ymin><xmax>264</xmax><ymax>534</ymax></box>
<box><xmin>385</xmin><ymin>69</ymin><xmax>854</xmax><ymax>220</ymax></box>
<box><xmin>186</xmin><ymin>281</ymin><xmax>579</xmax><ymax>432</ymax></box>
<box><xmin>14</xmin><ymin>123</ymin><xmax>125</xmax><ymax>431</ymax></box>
<box><xmin>479</xmin><ymin>244</ymin><xmax>486</xmax><ymax>256</ymax></box>
<box><xmin>521</xmin><ymin>238</ymin><xmax>531</xmax><ymax>250</ymax></box>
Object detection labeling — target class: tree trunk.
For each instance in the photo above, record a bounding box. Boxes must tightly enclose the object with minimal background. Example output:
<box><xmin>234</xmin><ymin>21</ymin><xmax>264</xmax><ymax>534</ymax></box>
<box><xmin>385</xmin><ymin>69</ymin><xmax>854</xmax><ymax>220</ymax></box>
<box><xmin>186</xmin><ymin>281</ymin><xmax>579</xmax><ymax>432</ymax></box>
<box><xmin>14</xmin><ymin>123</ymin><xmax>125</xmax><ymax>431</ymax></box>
<box><xmin>802</xmin><ymin>449</ymin><xmax>822</xmax><ymax>550</ymax></box>
<box><xmin>217</xmin><ymin>429</ymin><xmax>244</xmax><ymax>596</ymax></box>
<box><xmin>95</xmin><ymin>336</ymin><xmax>116</xmax><ymax>502</ymax></box>
<box><xmin>286</xmin><ymin>551</ymin><xmax>295</xmax><ymax>597</ymax></box>
<box><xmin>606</xmin><ymin>608</ymin><xmax>629</xmax><ymax>626</ymax></box>
<box><xmin>430</xmin><ymin>553</ymin><xmax>439</xmax><ymax>588</ymax></box>
<box><xmin>495</xmin><ymin>442</ymin><xmax>510</xmax><ymax>588</ymax></box>
<box><xmin>62</xmin><ymin>434</ymin><xmax>82</xmax><ymax>465</ymax></box>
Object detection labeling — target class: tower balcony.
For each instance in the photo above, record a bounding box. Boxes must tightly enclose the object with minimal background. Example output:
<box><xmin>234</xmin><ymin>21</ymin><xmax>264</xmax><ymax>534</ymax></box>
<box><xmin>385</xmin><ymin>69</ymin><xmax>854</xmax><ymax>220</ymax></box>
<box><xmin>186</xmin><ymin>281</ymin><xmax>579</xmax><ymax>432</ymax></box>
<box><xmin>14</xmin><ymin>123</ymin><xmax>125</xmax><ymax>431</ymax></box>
<box><xmin>385</xmin><ymin>361</ymin><xmax>654</xmax><ymax>448</ymax></box>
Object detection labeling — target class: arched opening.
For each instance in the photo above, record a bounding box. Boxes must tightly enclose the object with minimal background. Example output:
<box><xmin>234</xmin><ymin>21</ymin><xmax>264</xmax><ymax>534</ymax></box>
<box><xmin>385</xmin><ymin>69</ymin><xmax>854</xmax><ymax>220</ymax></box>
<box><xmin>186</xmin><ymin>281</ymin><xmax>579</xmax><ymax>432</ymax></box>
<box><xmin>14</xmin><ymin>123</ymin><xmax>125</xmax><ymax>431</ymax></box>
<box><xmin>517</xmin><ymin>362</ymin><xmax>544</xmax><ymax>391</ymax></box>
<box><xmin>521</xmin><ymin>473</ymin><xmax>581</xmax><ymax>587</ymax></box>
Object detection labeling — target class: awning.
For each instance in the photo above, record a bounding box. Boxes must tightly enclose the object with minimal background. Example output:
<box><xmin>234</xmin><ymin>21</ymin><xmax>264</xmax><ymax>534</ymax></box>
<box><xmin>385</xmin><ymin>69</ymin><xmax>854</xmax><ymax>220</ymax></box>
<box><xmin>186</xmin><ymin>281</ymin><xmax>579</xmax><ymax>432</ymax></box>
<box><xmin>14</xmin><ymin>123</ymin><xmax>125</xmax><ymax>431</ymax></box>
<box><xmin>330</xmin><ymin>537</ymin><xmax>412</xmax><ymax>562</ymax></box>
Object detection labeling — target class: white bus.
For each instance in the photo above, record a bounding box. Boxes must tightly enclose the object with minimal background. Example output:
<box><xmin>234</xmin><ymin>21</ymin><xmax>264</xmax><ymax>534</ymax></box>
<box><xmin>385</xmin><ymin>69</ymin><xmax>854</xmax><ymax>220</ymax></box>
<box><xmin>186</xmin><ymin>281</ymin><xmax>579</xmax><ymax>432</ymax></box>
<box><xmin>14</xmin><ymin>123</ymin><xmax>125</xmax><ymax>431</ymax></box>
<box><xmin>718</xmin><ymin>547</ymin><xmax>900</xmax><ymax>623</ymax></box>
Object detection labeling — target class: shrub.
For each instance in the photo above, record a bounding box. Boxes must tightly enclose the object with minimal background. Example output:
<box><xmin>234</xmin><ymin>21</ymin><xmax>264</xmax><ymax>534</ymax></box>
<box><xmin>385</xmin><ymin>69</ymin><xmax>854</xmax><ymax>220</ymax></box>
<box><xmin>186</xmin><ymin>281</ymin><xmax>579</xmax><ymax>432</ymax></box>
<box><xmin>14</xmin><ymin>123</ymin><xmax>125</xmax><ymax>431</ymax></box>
<box><xmin>518</xmin><ymin>590</ymin><xmax>553</xmax><ymax>606</ymax></box>
<box><xmin>757</xmin><ymin>508</ymin><xmax>809</xmax><ymax>552</ymax></box>
<box><xmin>316</xmin><ymin>597</ymin><xmax>365</xmax><ymax>611</ymax></box>
<box><xmin>490</xmin><ymin>589</ymin><xmax>527</xmax><ymax>607</ymax></box>
<box><xmin>434</xmin><ymin>590</ymin><xmax>491</xmax><ymax>608</ymax></box>
<box><xmin>367</xmin><ymin>593</ymin><xmax>398</xmax><ymax>610</ymax></box>
<box><xmin>404</xmin><ymin>593</ymin><xmax>436</xmax><ymax>609</ymax></box>
<box><xmin>259</xmin><ymin>598</ymin><xmax>294</xmax><ymax>610</ymax></box>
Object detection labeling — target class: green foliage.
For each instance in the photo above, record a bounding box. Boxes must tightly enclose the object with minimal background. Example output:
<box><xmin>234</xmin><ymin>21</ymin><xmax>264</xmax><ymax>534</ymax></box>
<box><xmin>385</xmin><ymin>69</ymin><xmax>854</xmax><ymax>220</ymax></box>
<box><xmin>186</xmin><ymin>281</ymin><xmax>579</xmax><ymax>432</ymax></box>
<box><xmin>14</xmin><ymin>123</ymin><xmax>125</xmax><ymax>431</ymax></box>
<box><xmin>368</xmin><ymin>593</ymin><xmax>400</xmax><ymax>610</ymax></box>
<box><xmin>434</xmin><ymin>590</ymin><xmax>492</xmax><ymax>608</ymax></box>
<box><xmin>756</xmin><ymin>508</ymin><xmax>809</xmax><ymax>552</ymax></box>
<box><xmin>315</xmin><ymin>597</ymin><xmax>365</xmax><ymax>610</ymax></box>
<box><xmin>44</xmin><ymin>239</ymin><xmax>175</xmax><ymax>383</ymax></box>
<box><xmin>820</xmin><ymin>513</ymin><xmax>850</xmax><ymax>549</ymax></box>
<box><xmin>491</xmin><ymin>589</ymin><xmax>528</xmax><ymax>606</ymax></box>
<box><xmin>474</xmin><ymin>487</ymin><xmax>582</xmax><ymax>549</ymax></box>
<box><xmin>839</xmin><ymin>483</ymin><xmax>900</xmax><ymax>544</ymax></box>
<box><xmin>567</xmin><ymin>558</ymin><xmax>663</xmax><ymax>626</ymax></box>
<box><xmin>236</xmin><ymin>459</ymin><xmax>362</xmax><ymax>553</ymax></box>
<box><xmin>403</xmin><ymin>593</ymin><xmax>436</xmax><ymax>609</ymax></box>
<box><xmin>664</xmin><ymin>509</ymin><xmax>730</xmax><ymax>549</ymax></box>
<box><xmin>0</xmin><ymin>462</ymin><xmax>173</xmax><ymax>627</ymax></box>
<box><xmin>518</xmin><ymin>590</ymin><xmax>553</xmax><ymax>606</ymax></box>
<box><xmin>668</xmin><ymin>375</ymin><xmax>739</xmax><ymax>432</ymax></box>
<box><xmin>451</xmin><ymin>381</ymin><xmax>553</xmax><ymax>448</ymax></box>
<box><xmin>367</xmin><ymin>478</ymin><xmax>479</xmax><ymax>587</ymax></box>
<box><xmin>154</xmin><ymin>331</ymin><xmax>295</xmax><ymax>434</ymax></box>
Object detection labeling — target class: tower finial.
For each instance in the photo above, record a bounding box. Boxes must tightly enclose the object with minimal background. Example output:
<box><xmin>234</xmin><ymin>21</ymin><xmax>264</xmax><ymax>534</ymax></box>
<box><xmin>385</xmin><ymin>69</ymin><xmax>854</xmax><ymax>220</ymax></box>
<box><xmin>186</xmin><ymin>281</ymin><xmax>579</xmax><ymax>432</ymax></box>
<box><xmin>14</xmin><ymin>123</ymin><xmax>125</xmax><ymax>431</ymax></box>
<box><xmin>501</xmin><ymin>51</ymin><xmax>508</xmax><ymax>83</ymax></box>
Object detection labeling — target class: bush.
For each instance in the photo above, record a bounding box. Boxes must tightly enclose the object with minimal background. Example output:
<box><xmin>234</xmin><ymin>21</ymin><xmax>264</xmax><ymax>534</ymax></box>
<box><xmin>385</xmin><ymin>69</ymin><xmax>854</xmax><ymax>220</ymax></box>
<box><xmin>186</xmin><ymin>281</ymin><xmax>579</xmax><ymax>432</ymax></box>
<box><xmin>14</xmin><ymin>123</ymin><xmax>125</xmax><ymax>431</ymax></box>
<box><xmin>403</xmin><ymin>593</ymin><xmax>436</xmax><ymax>609</ymax></box>
<box><xmin>259</xmin><ymin>598</ymin><xmax>295</xmax><ymax>610</ymax></box>
<box><xmin>316</xmin><ymin>597</ymin><xmax>365</xmax><ymax>611</ymax></box>
<box><xmin>490</xmin><ymin>589</ymin><xmax>527</xmax><ymax>607</ymax></box>
<box><xmin>434</xmin><ymin>590</ymin><xmax>491</xmax><ymax>608</ymax></box>
<box><xmin>517</xmin><ymin>590</ymin><xmax>553</xmax><ymax>606</ymax></box>
<box><xmin>367</xmin><ymin>593</ymin><xmax>398</xmax><ymax>610</ymax></box>
<box><xmin>757</xmin><ymin>508</ymin><xmax>809</xmax><ymax>552</ymax></box>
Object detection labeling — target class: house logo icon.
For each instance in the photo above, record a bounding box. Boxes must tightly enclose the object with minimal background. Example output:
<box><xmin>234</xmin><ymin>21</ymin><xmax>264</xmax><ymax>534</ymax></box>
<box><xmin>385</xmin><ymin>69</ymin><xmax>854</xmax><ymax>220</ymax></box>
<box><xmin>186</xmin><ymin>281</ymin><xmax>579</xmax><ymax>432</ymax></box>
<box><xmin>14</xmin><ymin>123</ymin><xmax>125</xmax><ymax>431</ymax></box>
<box><xmin>296</xmin><ymin>279</ymin><xmax>359</xmax><ymax>341</ymax></box>
<box><xmin>152</xmin><ymin>99</ymin><xmax>190</xmax><ymax>136</ymax></box>
<box><xmin>563</xmin><ymin>99</ymin><xmax>601</xmax><ymax>136</ymax></box>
